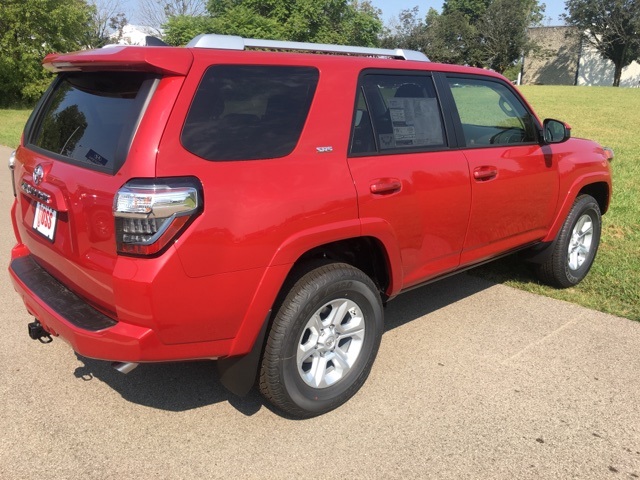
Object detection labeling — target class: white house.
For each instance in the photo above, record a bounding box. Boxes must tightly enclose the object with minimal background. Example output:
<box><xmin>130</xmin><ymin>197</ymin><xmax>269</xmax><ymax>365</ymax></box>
<box><xmin>110</xmin><ymin>24</ymin><xmax>161</xmax><ymax>46</ymax></box>
<box><xmin>577</xmin><ymin>41</ymin><xmax>640</xmax><ymax>87</ymax></box>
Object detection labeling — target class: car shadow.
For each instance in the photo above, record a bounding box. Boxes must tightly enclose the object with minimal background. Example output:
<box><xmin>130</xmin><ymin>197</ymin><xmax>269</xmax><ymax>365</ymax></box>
<box><xmin>72</xmin><ymin>271</ymin><xmax>497</xmax><ymax>417</ymax></box>
<box><xmin>73</xmin><ymin>354</ymin><xmax>267</xmax><ymax>416</ymax></box>
<box><xmin>382</xmin><ymin>271</ymin><xmax>497</xmax><ymax>332</ymax></box>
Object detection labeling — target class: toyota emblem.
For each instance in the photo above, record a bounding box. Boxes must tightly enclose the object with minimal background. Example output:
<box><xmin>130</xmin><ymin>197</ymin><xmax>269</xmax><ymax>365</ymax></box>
<box><xmin>33</xmin><ymin>165</ymin><xmax>44</xmax><ymax>186</ymax></box>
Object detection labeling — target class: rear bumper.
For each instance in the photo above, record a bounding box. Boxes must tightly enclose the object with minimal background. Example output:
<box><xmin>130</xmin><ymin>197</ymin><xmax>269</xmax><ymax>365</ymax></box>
<box><xmin>9</xmin><ymin>250</ymin><xmax>234</xmax><ymax>362</ymax></box>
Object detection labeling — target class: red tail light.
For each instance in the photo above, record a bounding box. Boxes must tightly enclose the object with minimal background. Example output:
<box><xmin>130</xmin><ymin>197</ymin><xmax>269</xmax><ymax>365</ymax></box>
<box><xmin>113</xmin><ymin>177</ymin><xmax>202</xmax><ymax>256</ymax></box>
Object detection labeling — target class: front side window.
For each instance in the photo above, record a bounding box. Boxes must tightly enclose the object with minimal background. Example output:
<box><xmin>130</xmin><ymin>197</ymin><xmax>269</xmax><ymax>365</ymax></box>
<box><xmin>182</xmin><ymin>65</ymin><xmax>319</xmax><ymax>161</ymax></box>
<box><xmin>30</xmin><ymin>72</ymin><xmax>153</xmax><ymax>174</ymax></box>
<box><xmin>350</xmin><ymin>74</ymin><xmax>446</xmax><ymax>155</ymax></box>
<box><xmin>447</xmin><ymin>77</ymin><xmax>537</xmax><ymax>147</ymax></box>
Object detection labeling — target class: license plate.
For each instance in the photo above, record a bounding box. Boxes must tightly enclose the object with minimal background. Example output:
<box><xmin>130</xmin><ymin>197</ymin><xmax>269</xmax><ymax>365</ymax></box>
<box><xmin>33</xmin><ymin>202</ymin><xmax>57</xmax><ymax>241</ymax></box>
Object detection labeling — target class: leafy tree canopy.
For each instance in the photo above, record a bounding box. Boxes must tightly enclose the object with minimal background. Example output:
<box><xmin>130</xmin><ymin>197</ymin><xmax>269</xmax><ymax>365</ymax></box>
<box><xmin>381</xmin><ymin>0</ymin><xmax>543</xmax><ymax>73</ymax></box>
<box><xmin>0</xmin><ymin>0</ymin><xmax>125</xmax><ymax>105</ymax></box>
<box><xmin>164</xmin><ymin>0</ymin><xmax>383</xmax><ymax>47</ymax></box>
<box><xmin>442</xmin><ymin>0</ymin><xmax>491</xmax><ymax>21</ymax></box>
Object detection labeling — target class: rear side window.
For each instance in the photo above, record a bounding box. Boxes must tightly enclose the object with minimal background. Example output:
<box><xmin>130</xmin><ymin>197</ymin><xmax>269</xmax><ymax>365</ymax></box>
<box><xmin>182</xmin><ymin>65</ymin><xmax>319</xmax><ymax>161</ymax></box>
<box><xmin>29</xmin><ymin>72</ymin><xmax>155</xmax><ymax>174</ymax></box>
<box><xmin>350</xmin><ymin>74</ymin><xmax>446</xmax><ymax>155</ymax></box>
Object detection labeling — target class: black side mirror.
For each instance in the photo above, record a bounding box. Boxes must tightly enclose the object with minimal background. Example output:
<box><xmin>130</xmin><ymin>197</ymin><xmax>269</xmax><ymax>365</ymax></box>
<box><xmin>542</xmin><ymin>118</ymin><xmax>571</xmax><ymax>144</ymax></box>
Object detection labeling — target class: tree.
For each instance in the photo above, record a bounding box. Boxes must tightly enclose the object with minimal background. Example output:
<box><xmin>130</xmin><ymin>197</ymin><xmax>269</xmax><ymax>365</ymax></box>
<box><xmin>442</xmin><ymin>0</ymin><xmax>491</xmax><ymax>20</ymax></box>
<box><xmin>423</xmin><ymin>8</ymin><xmax>480</xmax><ymax>65</ymax></box>
<box><xmin>164</xmin><ymin>0</ymin><xmax>383</xmax><ymax>47</ymax></box>
<box><xmin>85</xmin><ymin>0</ymin><xmax>128</xmax><ymax>48</ymax></box>
<box><xmin>380</xmin><ymin>6</ymin><xmax>428</xmax><ymax>51</ymax></box>
<box><xmin>381</xmin><ymin>0</ymin><xmax>543</xmax><ymax>73</ymax></box>
<box><xmin>0</xmin><ymin>0</ymin><xmax>93</xmax><ymax>105</ymax></box>
<box><xmin>564</xmin><ymin>0</ymin><xmax>640</xmax><ymax>86</ymax></box>
<box><xmin>478</xmin><ymin>0</ymin><xmax>543</xmax><ymax>72</ymax></box>
<box><xmin>138</xmin><ymin>0</ymin><xmax>207</xmax><ymax>36</ymax></box>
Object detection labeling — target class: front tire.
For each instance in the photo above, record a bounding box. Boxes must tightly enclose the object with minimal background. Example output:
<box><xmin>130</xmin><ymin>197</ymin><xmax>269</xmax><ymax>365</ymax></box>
<box><xmin>536</xmin><ymin>194</ymin><xmax>602</xmax><ymax>288</ymax></box>
<box><xmin>259</xmin><ymin>263</ymin><xmax>383</xmax><ymax>418</ymax></box>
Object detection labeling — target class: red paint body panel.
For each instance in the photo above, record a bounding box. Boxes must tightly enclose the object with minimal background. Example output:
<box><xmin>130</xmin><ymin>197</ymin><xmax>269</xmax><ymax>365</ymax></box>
<box><xmin>9</xmin><ymin>44</ymin><xmax>612</xmax><ymax>365</ymax></box>
<box><xmin>460</xmin><ymin>143</ymin><xmax>560</xmax><ymax>264</ymax></box>
<box><xmin>348</xmin><ymin>150</ymin><xmax>471</xmax><ymax>290</ymax></box>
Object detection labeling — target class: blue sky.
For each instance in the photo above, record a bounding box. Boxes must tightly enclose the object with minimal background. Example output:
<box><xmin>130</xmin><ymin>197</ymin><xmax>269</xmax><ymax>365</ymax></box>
<box><xmin>372</xmin><ymin>0</ymin><xmax>566</xmax><ymax>25</ymax></box>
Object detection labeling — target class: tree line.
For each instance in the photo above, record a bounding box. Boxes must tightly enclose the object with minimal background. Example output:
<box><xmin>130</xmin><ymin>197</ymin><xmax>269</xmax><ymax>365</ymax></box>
<box><xmin>1</xmin><ymin>0</ymin><xmax>639</xmax><ymax>106</ymax></box>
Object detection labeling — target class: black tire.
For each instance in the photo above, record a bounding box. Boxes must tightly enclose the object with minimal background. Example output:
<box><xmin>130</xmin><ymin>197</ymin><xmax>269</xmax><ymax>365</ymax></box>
<box><xmin>536</xmin><ymin>194</ymin><xmax>602</xmax><ymax>288</ymax></box>
<box><xmin>259</xmin><ymin>263</ymin><xmax>383</xmax><ymax>418</ymax></box>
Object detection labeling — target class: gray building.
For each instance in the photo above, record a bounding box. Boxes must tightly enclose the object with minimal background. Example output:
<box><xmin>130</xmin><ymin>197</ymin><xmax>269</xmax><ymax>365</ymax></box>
<box><xmin>523</xmin><ymin>26</ymin><xmax>640</xmax><ymax>87</ymax></box>
<box><xmin>523</xmin><ymin>26</ymin><xmax>580</xmax><ymax>85</ymax></box>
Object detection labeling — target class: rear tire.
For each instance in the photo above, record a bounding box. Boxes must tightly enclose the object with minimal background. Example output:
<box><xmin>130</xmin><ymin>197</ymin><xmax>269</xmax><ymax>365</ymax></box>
<box><xmin>536</xmin><ymin>194</ymin><xmax>601</xmax><ymax>288</ymax></box>
<box><xmin>259</xmin><ymin>263</ymin><xmax>383</xmax><ymax>418</ymax></box>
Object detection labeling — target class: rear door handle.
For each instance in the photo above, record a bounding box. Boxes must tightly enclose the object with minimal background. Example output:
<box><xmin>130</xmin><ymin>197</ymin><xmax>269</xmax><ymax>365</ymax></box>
<box><xmin>473</xmin><ymin>166</ymin><xmax>498</xmax><ymax>181</ymax></box>
<box><xmin>370</xmin><ymin>179</ymin><xmax>402</xmax><ymax>195</ymax></box>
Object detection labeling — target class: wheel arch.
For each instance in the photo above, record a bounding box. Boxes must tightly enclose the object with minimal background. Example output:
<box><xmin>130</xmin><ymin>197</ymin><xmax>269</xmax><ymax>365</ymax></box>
<box><xmin>543</xmin><ymin>176</ymin><xmax>611</xmax><ymax>243</ymax></box>
<box><xmin>293</xmin><ymin>237</ymin><xmax>392</xmax><ymax>300</ymax></box>
<box><xmin>217</xmin><ymin>234</ymin><xmax>397</xmax><ymax>396</ymax></box>
<box><xmin>223</xmin><ymin>227</ymin><xmax>400</xmax><ymax>360</ymax></box>
<box><xmin>579</xmin><ymin>181</ymin><xmax>610</xmax><ymax>215</ymax></box>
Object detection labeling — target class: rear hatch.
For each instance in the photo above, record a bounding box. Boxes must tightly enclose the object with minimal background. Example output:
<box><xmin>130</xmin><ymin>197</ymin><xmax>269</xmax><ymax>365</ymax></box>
<box><xmin>11</xmin><ymin>46</ymin><xmax>193</xmax><ymax>316</ymax></box>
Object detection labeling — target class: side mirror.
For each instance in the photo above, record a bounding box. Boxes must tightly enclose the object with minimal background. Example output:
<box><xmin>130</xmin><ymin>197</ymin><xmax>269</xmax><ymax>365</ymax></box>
<box><xmin>542</xmin><ymin>118</ymin><xmax>571</xmax><ymax>144</ymax></box>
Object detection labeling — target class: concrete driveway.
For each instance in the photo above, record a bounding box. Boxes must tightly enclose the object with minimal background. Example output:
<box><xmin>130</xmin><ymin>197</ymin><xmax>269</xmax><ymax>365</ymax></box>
<box><xmin>0</xmin><ymin>144</ymin><xmax>639</xmax><ymax>479</ymax></box>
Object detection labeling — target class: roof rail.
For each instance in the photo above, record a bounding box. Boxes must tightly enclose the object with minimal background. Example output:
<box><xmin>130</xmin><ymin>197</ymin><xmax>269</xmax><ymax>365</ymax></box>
<box><xmin>186</xmin><ymin>34</ymin><xmax>429</xmax><ymax>62</ymax></box>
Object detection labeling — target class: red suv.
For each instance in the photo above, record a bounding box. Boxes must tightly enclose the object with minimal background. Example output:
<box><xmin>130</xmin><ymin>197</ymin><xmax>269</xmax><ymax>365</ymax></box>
<box><xmin>9</xmin><ymin>34</ymin><xmax>613</xmax><ymax>417</ymax></box>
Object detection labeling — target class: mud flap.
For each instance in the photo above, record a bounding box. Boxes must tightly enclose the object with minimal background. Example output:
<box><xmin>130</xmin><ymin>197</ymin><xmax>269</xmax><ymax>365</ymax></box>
<box><xmin>216</xmin><ymin>311</ymin><xmax>271</xmax><ymax>396</ymax></box>
<box><xmin>520</xmin><ymin>239</ymin><xmax>557</xmax><ymax>264</ymax></box>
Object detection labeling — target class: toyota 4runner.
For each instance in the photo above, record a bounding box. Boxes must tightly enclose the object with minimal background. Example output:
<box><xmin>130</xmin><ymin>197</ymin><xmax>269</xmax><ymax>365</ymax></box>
<box><xmin>8</xmin><ymin>34</ymin><xmax>613</xmax><ymax>418</ymax></box>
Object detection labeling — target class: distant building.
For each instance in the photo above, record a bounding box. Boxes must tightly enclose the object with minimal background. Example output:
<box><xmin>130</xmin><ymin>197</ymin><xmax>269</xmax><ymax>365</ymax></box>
<box><xmin>523</xmin><ymin>26</ymin><xmax>640</xmax><ymax>87</ymax></box>
<box><xmin>522</xmin><ymin>27</ymin><xmax>580</xmax><ymax>85</ymax></box>
<box><xmin>109</xmin><ymin>24</ymin><xmax>161</xmax><ymax>46</ymax></box>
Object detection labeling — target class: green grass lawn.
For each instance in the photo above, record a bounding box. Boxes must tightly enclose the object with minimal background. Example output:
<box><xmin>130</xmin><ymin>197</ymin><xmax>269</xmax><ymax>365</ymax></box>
<box><xmin>0</xmin><ymin>109</ymin><xmax>31</xmax><ymax>148</ymax></box>
<box><xmin>473</xmin><ymin>85</ymin><xmax>640</xmax><ymax>321</ymax></box>
<box><xmin>0</xmin><ymin>86</ymin><xmax>638</xmax><ymax>320</ymax></box>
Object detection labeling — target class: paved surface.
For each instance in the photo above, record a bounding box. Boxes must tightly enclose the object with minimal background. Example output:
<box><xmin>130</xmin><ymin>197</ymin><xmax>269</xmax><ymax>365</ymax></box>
<box><xmin>1</xmin><ymin>144</ymin><xmax>639</xmax><ymax>479</ymax></box>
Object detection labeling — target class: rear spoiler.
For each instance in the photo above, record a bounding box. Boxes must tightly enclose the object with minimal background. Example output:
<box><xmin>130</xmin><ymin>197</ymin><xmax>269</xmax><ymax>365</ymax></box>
<box><xmin>43</xmin><ymin>46</ymin><xmax>193</xmax><ymax>75</ymax></box>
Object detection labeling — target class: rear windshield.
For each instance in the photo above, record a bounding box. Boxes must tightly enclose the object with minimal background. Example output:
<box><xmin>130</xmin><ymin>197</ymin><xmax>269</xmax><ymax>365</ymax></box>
<box><xmin>28</xmin><ymin>72</ymin><xmax>156</xmax><ymax>174</ymax></box>
<box><xmin>182</xmin><ymin>65</ymin><xmax>319</xmax><ymax>161</ymax></box>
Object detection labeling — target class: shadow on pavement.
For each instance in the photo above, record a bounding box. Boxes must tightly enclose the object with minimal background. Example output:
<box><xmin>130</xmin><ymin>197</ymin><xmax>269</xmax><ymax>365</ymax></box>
<box><xmin>383</xmin><ymin>272</ymin><xmax>495</xmax><ymax>332</ymax></box>
<box><xmin>72</xmin><ymin>271</ymin><xmax>496</xmax><ymax>416</ymax></box>
<box><xmin>73</xmin><ymin>355</ymin><xmax>265</xmax><ymax>416</ymax></box>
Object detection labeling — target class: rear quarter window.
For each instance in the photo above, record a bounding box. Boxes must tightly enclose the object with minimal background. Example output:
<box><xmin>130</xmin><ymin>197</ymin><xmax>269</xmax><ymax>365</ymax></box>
<box><xmin>28</xmin><ymin>72</ymin><xmax>156</xmax><ymax>174</ymax></box>
<box><xmin>181</xmin><ymin>65</ymin><xmax>319</xmax><ymax>161</ymax></box>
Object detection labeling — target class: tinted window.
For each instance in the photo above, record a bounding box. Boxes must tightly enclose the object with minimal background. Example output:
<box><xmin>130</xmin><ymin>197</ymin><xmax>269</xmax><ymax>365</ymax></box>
<box><xmin>350</xmin><ymin>74</ymin><xmax>445</xmax><ymax>155</ymax></box>
<box><xmin>447</xmin><ymin>77</ymin><xmax>537</xmax><ymax>147</ymax></box>
<box><xmin>182</xmin><ymin>65</ymin><xmax>319</xmax><ymax>161</ymax></box>
<box><xmin>31</xmin><ymin>72</ymin><xmax>153</xmax><ymax>174</ymax></box>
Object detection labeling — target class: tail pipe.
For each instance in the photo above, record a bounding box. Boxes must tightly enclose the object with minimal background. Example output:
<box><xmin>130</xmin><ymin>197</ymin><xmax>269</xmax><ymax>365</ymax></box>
<box><xmin>28</xmin><ymin>320</ymin><xmax>52</xmax><ymax>343</ymax></box>
<box><xmin>112</xmin><ymin>362</ymin><xmax>139</xmax><ymax>374</ymax></box>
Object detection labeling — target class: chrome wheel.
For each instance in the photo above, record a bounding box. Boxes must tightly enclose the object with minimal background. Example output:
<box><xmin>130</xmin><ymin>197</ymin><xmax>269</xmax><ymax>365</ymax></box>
<box><xmin>568</xmin><ymin>213</ymin><xmax>593</xmax><ymax>271</ymax></box>
<box><xmin>297</xmin><ymin>298</ymin><xmax>365</xmax><ymax>388</ymax></box>
<box><xmin>260</xmin><ymin>262</ymin><xmax>383</xmax><ymax>417</ymax></box>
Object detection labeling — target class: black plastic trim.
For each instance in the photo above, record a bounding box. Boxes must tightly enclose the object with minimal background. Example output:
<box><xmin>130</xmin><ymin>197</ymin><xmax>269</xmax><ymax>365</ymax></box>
<box><xmin>216</xmin><ymin>310</ymin><xmax>271</xmax><ymax>396</ymax></box>
<box><xmin>11</xmin><ymin>256</ymin><xmax>117</xmax><ymax>331</ymax></box>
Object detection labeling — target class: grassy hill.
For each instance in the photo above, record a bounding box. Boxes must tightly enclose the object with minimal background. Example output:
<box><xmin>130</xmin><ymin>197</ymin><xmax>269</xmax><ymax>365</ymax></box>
<box><xmin>475</xmin><ymin>85</ymin><xmax>639</xmax><ymax>321</ymax></box>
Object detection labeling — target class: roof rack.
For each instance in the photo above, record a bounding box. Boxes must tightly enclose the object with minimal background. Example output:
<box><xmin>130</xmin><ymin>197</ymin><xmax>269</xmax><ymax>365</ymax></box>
<box><xmin>186</xmin><ymin>34</ymin><xmax>429</xmax><ymax>62</ymax></box>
